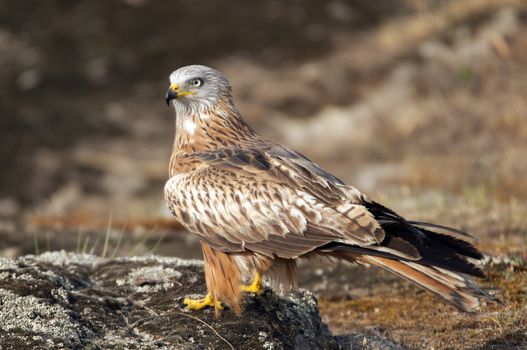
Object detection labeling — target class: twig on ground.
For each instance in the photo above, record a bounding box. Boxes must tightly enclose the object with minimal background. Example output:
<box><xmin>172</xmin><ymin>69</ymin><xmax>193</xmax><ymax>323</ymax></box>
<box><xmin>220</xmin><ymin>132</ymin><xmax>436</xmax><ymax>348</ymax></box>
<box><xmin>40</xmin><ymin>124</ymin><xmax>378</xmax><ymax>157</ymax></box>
<box><xmin>131</xmin><ymin>311</ymin><xmax>234</xmax><ymax>350</ymax></box>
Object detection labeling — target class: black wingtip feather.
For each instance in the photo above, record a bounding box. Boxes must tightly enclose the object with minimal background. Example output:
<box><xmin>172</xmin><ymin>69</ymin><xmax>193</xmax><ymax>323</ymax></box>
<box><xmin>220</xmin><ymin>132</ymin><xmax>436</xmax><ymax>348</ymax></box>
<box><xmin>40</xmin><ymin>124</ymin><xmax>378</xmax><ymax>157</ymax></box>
<box><xmin>420</xmin><ymin>228</ymin><xmax>484</xmax><ymax>260</ymax></box>
<box><xmin>407</xmin><ymin>220</ymin><xmax>475</xmax><ymax>240</ymax></box>
<box><xmin>362</xmin><ymin>199</ymin><xmax>486</xmax><ymax>278</ymax></box>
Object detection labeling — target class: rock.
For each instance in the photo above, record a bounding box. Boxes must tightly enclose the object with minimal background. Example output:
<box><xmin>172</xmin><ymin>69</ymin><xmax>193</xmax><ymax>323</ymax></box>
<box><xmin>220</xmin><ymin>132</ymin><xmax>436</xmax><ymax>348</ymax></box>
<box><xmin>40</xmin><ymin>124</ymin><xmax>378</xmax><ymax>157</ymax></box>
<box><xmin>0</xmin><ymin>251</ymin><xmax>403</xmax><ymax>349</ymax></box>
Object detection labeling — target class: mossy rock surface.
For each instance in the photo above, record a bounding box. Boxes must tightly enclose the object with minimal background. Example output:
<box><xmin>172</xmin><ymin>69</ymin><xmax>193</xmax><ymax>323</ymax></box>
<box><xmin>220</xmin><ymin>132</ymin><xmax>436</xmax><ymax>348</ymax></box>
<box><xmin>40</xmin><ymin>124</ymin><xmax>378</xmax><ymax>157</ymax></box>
<box><xmin>0</xmin><ymin>251</ymin><xmax>402</xmax><ymax>350</ymax></box>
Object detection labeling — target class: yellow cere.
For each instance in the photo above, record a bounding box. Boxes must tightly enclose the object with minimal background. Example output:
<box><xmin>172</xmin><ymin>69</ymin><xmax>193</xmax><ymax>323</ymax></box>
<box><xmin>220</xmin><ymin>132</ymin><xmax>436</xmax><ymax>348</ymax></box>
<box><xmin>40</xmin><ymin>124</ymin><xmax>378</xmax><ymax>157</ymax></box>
<box><xmin>170</xmin><ymin>82</ymin><xmax>195</xmax><ymax>97</ymax></box>
<box><xmin>178</xmin><ymin>91</ymin><xmax>195</xmax><ymax>97</ymax></box>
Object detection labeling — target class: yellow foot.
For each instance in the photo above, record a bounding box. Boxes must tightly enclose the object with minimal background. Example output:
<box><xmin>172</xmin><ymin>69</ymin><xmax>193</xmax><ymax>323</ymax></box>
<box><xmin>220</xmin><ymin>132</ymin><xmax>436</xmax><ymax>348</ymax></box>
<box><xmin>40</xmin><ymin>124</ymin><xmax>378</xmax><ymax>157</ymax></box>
<box><xmin>183</xmin><ymin>293</ymin><xmax>222</xmax><ymax>311</ymax></box>
<box><xmin>240</xmin><ymin>272</ymin><xmax>263</xmax><ymax>295</ymax></box>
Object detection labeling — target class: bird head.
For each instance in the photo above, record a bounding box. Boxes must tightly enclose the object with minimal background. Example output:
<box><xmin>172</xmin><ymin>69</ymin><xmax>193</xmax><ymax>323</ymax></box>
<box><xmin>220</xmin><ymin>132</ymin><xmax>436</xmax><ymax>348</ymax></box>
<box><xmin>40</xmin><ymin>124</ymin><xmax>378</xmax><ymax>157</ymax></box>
<box><xmin>166</xmin><ymin>65</ymin><xmax>232</xmax><ymax>113</ymax></box>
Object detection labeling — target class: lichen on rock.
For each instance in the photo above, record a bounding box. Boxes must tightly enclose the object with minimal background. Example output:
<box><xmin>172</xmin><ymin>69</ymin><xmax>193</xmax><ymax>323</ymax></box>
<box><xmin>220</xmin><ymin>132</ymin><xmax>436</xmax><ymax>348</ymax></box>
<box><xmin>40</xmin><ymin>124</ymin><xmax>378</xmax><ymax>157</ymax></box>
<box><xmin>0</xmin><ymin>251</ymin><xmax>402</xmax><ymax>349</ymax></box>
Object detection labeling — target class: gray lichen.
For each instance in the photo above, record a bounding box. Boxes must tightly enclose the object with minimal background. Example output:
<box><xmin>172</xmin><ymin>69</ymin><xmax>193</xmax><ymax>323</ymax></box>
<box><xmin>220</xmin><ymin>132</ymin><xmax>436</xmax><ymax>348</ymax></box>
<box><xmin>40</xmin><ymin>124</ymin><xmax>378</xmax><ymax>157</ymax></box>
<box><xmin>0</xmin><ymin>288</ymin><xmax>89</xmax><ymax>346</ymax></box>
<box><xmin>0</xmin><ymin>252</ymin><xmax>403</xmax><ymax>349</ymax></box>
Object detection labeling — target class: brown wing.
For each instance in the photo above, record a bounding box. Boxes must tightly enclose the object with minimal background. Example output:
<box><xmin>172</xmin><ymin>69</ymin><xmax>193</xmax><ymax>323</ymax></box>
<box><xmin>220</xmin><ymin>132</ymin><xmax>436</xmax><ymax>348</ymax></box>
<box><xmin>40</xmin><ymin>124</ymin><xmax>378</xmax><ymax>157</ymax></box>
<box><xmin>164</xmin><ymin>146</ymin><xmax>385</xmax><ymax>258</ymax></box>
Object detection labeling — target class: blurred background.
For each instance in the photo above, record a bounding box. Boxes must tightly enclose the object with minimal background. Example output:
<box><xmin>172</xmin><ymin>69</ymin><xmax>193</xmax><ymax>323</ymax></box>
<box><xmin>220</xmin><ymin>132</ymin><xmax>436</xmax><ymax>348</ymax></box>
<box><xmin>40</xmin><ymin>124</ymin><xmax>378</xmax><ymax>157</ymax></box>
<box><xmin>1</xmin><ymin>0</ymin><xmax>527</xmax><ymax>257</ymax></box>
<box><xmin>1</xmin><ymin>0</ymin><xmax>526</xmax><ymax>256</ymax></box>
<box><xmin>1</xmin><ymin>1</ymin><xmax>526</xmax><ymax>347</ymax></box>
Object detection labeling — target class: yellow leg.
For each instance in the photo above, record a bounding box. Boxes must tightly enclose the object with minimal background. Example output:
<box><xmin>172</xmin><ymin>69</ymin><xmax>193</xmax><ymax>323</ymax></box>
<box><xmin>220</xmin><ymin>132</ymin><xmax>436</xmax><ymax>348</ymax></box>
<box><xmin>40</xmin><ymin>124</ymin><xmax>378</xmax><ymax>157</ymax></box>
<box><xmin>240</xmin><ymin>272</ymin><xmax>263</xmax><ymax>295</ymax></box>
<box><xmin>183</xmin><ymin>292</ymin><xmax>222</xmax><ymax>311</ymax></box>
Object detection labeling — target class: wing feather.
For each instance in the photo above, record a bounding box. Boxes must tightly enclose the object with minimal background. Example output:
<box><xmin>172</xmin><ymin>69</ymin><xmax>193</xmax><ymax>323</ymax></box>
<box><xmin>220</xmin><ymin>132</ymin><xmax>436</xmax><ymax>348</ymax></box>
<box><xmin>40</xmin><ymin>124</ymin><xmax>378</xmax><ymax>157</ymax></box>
<box><xmin>165</xmin><ymin>146</ymin><xmax>384</xmax><ymax>258</ymax></box>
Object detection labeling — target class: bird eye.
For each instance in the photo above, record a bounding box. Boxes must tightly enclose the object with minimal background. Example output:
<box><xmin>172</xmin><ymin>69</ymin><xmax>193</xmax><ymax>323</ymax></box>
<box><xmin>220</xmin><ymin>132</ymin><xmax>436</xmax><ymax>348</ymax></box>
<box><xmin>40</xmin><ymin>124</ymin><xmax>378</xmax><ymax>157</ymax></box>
<box><xmin>191</xmin><ymin>78</ymin><xmax>203</xmax><ymax>87</ymax></box>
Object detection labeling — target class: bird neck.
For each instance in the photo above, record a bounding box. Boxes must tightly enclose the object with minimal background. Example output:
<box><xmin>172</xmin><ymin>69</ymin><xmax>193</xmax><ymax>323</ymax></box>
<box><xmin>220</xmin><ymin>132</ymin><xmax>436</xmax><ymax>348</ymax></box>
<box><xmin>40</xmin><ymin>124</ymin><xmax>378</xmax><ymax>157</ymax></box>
<box><xmin>169</xmin><ymin>100</ymin><xmax>258</xmax><ymax>176</ymax></box>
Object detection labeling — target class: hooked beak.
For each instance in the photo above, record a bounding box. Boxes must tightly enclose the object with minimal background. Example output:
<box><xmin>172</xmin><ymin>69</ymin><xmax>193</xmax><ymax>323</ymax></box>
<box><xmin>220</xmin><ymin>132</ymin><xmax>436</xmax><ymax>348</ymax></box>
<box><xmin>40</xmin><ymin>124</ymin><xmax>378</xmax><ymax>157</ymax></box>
<box><xmin>165</xmin><ymin>83</ymin><xmax>178</xmax><ymax>106</ymax></box>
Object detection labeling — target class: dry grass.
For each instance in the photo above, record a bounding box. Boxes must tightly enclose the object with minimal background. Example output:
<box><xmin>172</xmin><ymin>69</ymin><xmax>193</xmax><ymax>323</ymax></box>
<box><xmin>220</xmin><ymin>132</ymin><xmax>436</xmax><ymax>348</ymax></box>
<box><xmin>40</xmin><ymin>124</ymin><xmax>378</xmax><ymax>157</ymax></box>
<box><xmin>314</xmin><ymin>186</ymin><xmax>527</xmax><ymax>349</ymax></box>
<box><xmin>319</xmin><ymin>259</ymin><xmax>526</xmax><ymax>350</ymax></box>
